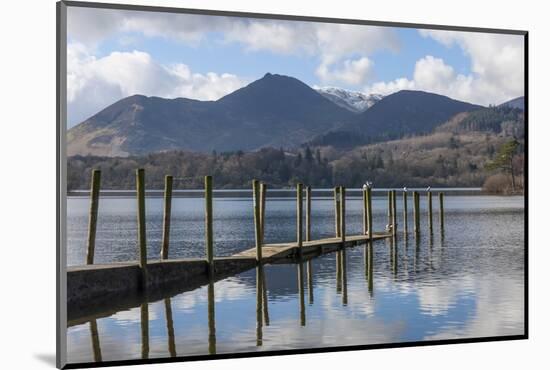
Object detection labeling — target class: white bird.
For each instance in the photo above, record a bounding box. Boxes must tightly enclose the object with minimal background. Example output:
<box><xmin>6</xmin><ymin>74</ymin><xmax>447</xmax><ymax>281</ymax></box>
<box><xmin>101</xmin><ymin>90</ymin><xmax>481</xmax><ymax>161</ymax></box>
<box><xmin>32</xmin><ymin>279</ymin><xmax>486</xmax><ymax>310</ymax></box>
<box><xmin>362</xmin><ymin>183</ymin><xmax>368</xmax><ymax>190</ymax></box>
<box><xmin>403</xmin><ymin>186</ymin><xmax>408</xmax><ymax>192</ymax></box>
<box><xmin>427</xmin><ymin>186</ymin><xmax>431</xmax><ymax>192</ymax></box>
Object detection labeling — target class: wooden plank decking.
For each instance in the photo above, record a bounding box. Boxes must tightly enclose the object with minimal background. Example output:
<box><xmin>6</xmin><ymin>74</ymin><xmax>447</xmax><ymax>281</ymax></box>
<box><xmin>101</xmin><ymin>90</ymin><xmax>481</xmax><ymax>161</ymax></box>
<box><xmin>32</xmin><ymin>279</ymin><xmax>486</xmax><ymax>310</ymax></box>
<box><xmin>234</xmin><ymin>231</ymin><xmax>391</xmax><ymax>261</ymax></box>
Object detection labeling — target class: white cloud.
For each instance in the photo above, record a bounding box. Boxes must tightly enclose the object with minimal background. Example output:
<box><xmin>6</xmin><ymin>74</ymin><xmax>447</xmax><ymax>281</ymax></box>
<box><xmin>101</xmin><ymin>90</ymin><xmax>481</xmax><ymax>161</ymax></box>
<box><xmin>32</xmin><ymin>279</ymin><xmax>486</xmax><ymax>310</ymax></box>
<box><xmin>365</xmin><ymin>31</ymin><xmax>524</xmax><ymax>105</ymax></box>
<box><xmin>68</xmin><ymin>8</ymin><xmax>399</xmax><ymax>89</ymax></box>
<box><xmin>316</xmin><ymin>57</ymin><xmax>373</xmax><ymax>86</ymax></box>
<box><xmin>67</xmin><ymin>43</ymin><xmax>246</xmax><ymax>126</ymax></box>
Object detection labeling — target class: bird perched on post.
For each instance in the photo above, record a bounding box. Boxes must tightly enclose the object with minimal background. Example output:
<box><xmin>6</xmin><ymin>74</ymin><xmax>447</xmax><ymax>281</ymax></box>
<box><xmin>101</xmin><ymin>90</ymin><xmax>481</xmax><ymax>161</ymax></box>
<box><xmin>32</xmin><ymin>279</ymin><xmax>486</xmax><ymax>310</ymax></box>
<box><xmin>403</xmin><ymin>186</ymin><xmax>408</xmax><ymax>192</ymax></box>
<box><xmin>426</xmin><ymin>186</ymin><xmax>431</xmax><ymax>192</ymax></box>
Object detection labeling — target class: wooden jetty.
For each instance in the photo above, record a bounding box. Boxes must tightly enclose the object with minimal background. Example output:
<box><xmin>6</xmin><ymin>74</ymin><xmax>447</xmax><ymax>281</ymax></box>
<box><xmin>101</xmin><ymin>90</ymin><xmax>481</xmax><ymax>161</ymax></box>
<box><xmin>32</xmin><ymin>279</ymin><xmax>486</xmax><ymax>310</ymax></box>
<box><xmin>68</xmin><ymin>169</ymin><xmax>444</xmax><ymax>323</ymax></box>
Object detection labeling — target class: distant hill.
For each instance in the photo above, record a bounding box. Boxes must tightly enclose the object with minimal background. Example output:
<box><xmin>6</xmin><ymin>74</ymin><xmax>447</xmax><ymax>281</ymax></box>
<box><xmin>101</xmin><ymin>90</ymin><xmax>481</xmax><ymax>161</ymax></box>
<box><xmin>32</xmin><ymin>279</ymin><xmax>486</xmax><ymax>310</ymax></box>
<box><xmin>499</xmin><ymin>96</ymin><xmax>524</xmax><ymax>110</ymax></box>
<box><xmin>68</xmin><ymin>74</ymin><xmax>485</xmax><ymax>157</ymax></box>
<box><xmin>309</xmin><ymin>90</ymin><xmax>483</xmax><ymax>148</ymax></box>
<box><xmin>436</xmin><ymin>106</ymin><xmax>524</xmax><ymax>137</ymax></box>
<box><xmin>67</xmin><ymin>73</ymin><xmax>354</xmax><ymax>156</ymax></box>
<box><xmin>315</xmin><ymin>87</ymin><xmax>383</xmax><ymax>113</ymax></box>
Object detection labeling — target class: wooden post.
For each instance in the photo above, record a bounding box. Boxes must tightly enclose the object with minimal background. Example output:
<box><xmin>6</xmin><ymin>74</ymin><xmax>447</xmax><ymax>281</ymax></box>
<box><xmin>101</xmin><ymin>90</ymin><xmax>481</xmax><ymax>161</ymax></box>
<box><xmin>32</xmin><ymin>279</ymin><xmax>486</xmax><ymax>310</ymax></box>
<box><xmin>253</xmin><ymin>179</ymin><xmax>262</xmax><ymax>262</ymax></box>
<box><xmin>366</xmin><ymin>187</ymin><xmax>372</xmax><ymax>241</ymax></box>
<box><xmin>306</xmin><ymin>186</ymin><xmax>312</xmax><ymax>242</ymax></box>
<box><xmin>387</xmin><ymin>190</ymin><xmax>392</xmax><ymax>226</ymax></box>
<box><xmin>86</xmin><ymin>169</ymin><xmax>101</xmax><ymax>265</ymax></box>
<box><xmin>297</xmin><ymin>183</ymin><xmax>303</xmax><ymax>253</ymax></box>
<box><xmin>160</xmin><ymin>175</ymin><xmax>173</xmax><ymax>260</ymax></box>
<box><xmin>205</xmin><ymin>176</ymin><xmax>214</xmax><ymax>269</ymax></box>
<box><xmin>334</xmin><ymin>187</ymin><xmax>341</xmax><ymax>238</ymax></box>
<box><xmin>391</xmin><ymin>190</ymin><xmax>397</xmax><ymax>236</ymax></box>
<box><xmin>260</xmin><ymin>183</ymin><xmax>267</xmax><ymax>245</ymax></box>
<box><xmin>413</xmin><ymin>191</ymin><xmax>420</xmax><ymax>234</ymax></box>
<box><xmin>439</xmin><ymin>192</ymin><xmax>445</xmax><ymax>231</ymax></box>
<box><xmin>340</xmin><ymin>186</ymin><xmax>346</xmax><ymax>244</ymax></box>
<box><xmin>136</xmin><ymin>169</ymin><xmax>147</xmax><ymax>274</ymax></box>
<box><xmin>403</xmin><ymin>191</ymin><xmax>408</xmax><ymax>234</ymax></box>
<box><xmin>362</xmin><ymin>189</ymin><xmax>367</xmax><ymax>235</ymax></box>
<box><xmin>427</xmin><ymin>191</ymin><xmax>433</xmax><ymax>234</ymax></box>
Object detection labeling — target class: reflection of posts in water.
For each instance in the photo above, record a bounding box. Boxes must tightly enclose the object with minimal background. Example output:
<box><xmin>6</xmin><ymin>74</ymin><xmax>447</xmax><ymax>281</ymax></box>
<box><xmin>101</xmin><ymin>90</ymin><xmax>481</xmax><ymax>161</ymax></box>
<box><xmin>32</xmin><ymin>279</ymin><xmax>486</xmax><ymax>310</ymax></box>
<box><xmin>207</xmin><ymin>279</ymin><xmax>216</xmax><ymax>355</ymax></box>
<box><xmin>256</xmin><ymin>266</ymin><xmax>263</xmax><ymax>346</ymax></box>
<box><xmin>140</xmin><ymin>303</ymin><xmax>149</xmax><ymax>360</ymax></box>
<box><xmin>90</xmin><ymin>319</ymin><xmax>102</xmax><ymax>362</ymax></box>
<box><xmin>367</xmin><ymin>242</ymin><xmax>374</xmax><ymax>296</ymax></box>
<box><xmin>391</xmin><ymin>236</ymin><xmax>397</xmax><ymax>276</ymax></box>
<box><xmin>428</xmin><ymin>233</ymin><xmax>434</xmax><ymax>271</ymax></box>
<box><xmin>261</xmin><ymin>266</ymin><xmax>270</xmax><ymax>326</ymax></box>
<box><xmin>307</xmin><ymin>260</ymin><xmax>314</xmax><ymax>304</ymax></box>
<box><xmin>336</xmin><ymin>251</ymin><xmax>342</xmax><ymax>293</ymax></box>
<box><xmin>414</xmin><ymin>234</ymin><xmax>421</xmax><ymax>273</ymax></box>
<box><xmin>298</xmin><ymin>261</ymin><xmax>306</xmax><ymax>326</ymax></box>
<box><xmin>403</xmin><ymin>233</ymin><xmax>409</xmax><ymax>273</ymax></box>
<box><xmin>341</xmin><ymin>249</ymin><xmax>348</xmax><ymax>306</ymax></box>
<box><xmin>164</xmin><ymin>298</ymin><xmax>176</xmax><ymax>357</ymax></box>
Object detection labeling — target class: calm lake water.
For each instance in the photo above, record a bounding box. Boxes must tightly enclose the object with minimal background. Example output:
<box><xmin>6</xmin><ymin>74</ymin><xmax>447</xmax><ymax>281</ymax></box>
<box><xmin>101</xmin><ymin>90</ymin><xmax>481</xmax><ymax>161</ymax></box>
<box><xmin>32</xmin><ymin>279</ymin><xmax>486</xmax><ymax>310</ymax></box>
<box><xmin>66</xmin><ymin>192</ymin><xmax>525</xmax><ymax>364</ymax></box>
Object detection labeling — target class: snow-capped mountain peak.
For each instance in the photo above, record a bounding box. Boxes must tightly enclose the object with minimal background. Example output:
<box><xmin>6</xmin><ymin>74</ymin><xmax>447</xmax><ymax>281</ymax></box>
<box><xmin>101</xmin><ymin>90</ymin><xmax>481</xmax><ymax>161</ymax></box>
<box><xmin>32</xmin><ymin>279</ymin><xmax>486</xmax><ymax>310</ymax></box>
<box><xmin>315</xmin><ymin>87</ymin><xmax>384</xmax><ymax>113</ymax></box>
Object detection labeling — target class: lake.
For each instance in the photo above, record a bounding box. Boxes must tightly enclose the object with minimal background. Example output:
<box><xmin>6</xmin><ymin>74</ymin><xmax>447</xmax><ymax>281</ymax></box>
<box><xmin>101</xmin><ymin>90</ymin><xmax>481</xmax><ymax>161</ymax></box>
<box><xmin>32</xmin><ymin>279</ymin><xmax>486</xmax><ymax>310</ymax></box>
<box><xmin>66</xmin><ymin>192</ymin><xmax>525</xmax><ymax>364</ymax></box>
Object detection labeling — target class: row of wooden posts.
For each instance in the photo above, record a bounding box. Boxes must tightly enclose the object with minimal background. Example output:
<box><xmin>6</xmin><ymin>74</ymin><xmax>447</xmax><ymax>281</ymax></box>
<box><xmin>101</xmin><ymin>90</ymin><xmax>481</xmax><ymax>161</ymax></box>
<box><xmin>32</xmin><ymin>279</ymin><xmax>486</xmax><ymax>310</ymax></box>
<box><xmin>85</xmin><ymin>169</ymin><xmax>445</xmax><ymax>270</ymax></box>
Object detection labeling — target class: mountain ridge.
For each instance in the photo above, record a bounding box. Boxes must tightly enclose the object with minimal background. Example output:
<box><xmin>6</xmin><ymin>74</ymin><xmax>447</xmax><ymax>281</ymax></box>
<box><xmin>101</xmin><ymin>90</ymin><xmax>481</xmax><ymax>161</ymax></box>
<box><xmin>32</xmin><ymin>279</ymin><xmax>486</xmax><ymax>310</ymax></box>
<box><xmin>68</xmin><ymin>74</ymin><xmax>485</xmax><ymax>157</ymax></box>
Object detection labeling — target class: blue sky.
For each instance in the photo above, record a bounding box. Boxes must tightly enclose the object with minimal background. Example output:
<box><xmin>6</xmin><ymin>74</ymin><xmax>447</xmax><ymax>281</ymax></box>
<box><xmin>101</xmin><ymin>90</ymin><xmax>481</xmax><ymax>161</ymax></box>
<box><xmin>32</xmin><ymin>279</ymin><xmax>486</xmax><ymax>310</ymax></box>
<box><xmin>66</xmin><ymin>7</ymin><xmax>524</xmax><ymax>127</ymax></box>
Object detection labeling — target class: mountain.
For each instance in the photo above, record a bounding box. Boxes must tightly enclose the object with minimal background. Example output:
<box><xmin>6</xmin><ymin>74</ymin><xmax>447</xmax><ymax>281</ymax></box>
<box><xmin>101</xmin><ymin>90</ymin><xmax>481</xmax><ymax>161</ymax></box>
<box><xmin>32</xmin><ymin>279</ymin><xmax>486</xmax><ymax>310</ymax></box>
<box><xmin>499</xmin><ymin>96</ymin><xmax>524</xmax><ymax>110</ymax></box>
<box><xmin>67</xmin><ymin>73</ymin><xmax>354</xmax><ymax>156</ymax></box>
<box><xmin>309</xmin><ymin>90</ymin><xmax>484</xmax><ymax>148</ymax></box>
<box><xmin>315</xmin><ymin>87</ymin><xmax>383</xmax><ymax>113</ymax></box>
